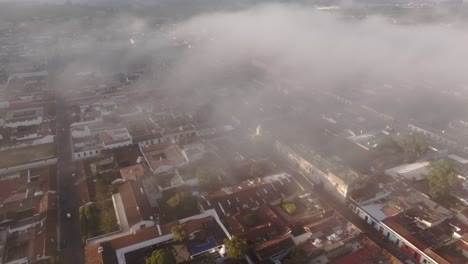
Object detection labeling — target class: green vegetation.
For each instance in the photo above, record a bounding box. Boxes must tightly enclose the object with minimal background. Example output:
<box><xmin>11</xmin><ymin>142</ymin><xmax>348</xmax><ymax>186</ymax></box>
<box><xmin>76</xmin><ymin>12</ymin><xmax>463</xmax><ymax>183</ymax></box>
<box><xmin>171</xmin><ymin>224</ymin><xmax>186</xmax><ymax>242</ymax></box>
<box><xmin>79</xmin><ymin>200</ymin><xmax>118</xmax><ymax>243</ymax></box>
<box><xmin>196</xmin><ymin>166</ymin><xmax>224</xmax><ymax>192</ymax></box>
<box><xmin>80</xmin><ymin>204</ymin><xmax>98</xmax><ymax>243</ymax></box>
<box><xmin>160</xmin><ymin>191</ymin><xmax>199</xmax><ymax>222</ymax></box>
<box><xmin>79</xmin><ymin>177</ymin><xmax>119</xmax><ymax>243</ymax></box>
<box><xmin>427</xmin><ymin>160</ymin><xmax>458</xmax><ymax>198</ymax></box>
<box><xmin>398</xmin><ymin>134</ymin><xmax>428</xmax><ymax>162</ymax></box>
<box><xmin>145</xmin><ymin>248</ymin><xmax>176</xmax><ymax>264</ymax></box>
<box><xmin>0</xmin><ymin>143</ymin><xmax>55</xmax><ymax>168</ymax></box>
<box><xmin>249</xmin><ymin>161</ymin><xmax>269</xmax><ymax>178</ymax></box>
<box><xmin>224</xmin><ymin>237</ymin><xmax>248</xmax><ymax>260</ymax></box>
<box><xmin>375</xmin><ymin>134</ymin><xmax>428</xmax><ymax>162</ymax></box>
<box><xmin>281</xmin><ymin>202</ymin><xmax>297</xmax><ymax>215</ymax></box>
<box><xmin>283</xmin><ymin>247</ymin><xmax>308</xmax><ymax>264</ymax></box>
<box><xmin>166</xmin><ymin>192</ymin><xmax>191</xmax><ymax>207</ymax></box>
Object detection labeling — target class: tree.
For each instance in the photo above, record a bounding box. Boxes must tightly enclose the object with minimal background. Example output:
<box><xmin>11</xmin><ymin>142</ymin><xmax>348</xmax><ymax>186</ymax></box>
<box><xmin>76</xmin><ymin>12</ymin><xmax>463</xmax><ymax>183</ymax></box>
<box><xmin>398</xmin><ymin>134</ymin><xmax>428</xmax><ymax>161</ymax></box>
<box><xmin>94</xmin><ymin>177</ymin><xmax>108</xmax><ymax>203</ymax></box>
<box><xmin>163</xmin><ymin>192</ymin><xmax>199</xmax><ymax>220</ymax></box>
<box><xmin>146</xmin><ymin>249</ymin><xmax>176</xmax><ymax>264</ymax></box>
<box><xmin>171</xmin><ymin>223</ymin><xmax>186</xmax><ymax>241</ymax></box>
<box><xmin>196</xmin><ymin>166</ymin><xmax>223</xmax><ymax>192</ymax></box>
<box><xmin>224</xmin><ymin>237</ymin><xmax>248</xmax><ymax>260</ymax></box>
<box><xmin>249</xmin><ymin>161</ymin><xmax>268</xmax><ymax>178</ymax></box>
<box><xmin>427</xmin><ymin>160</ymin><xmax>458</xmax><ymax>198</ymax></box>
<box><xmin>283</xmin><ymin>247</ymin><xmax>307</xmax><ymax>264</ymax></box>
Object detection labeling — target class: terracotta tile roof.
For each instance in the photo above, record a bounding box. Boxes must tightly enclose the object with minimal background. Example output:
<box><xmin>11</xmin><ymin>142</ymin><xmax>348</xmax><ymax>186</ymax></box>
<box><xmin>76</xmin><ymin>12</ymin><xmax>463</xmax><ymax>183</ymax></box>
<box><xmin>35</xmin><ymin>191</ymin><xmax>57</xmax><ymax>214</ymax></box>
<box><xmin>254</xmin><ymin>235</ymin><xmax>295</xmax><ymax>261</ymax></box>
<box><xmin>107</xmin><ymin>226</ymin><xmax>161</xmax><ymax>251</ymax></box>
<box><xmin>382</xmin><ymin>217</ymin><xmax>429</xmax><ymax>251</ymax></box>
<box><xmin>118</xmin><ymin>181</ymin><xmax>154</xmax><ymax>227</ymax></box>
<box><xmin>424</xmin><ymin>249</ymin><xmax>450</xmax><ymax>264</ymax></box>
<box><xmin>226</xmin><ymin>206</ymin><xmax>288</xmax><ymax>240</ymax></box>
<box><xmin>33</xmin><ymin>216</ymin><xmax>57</xmax><ymax>260</ymax></box>
<box><xmin>382</xmin><ymin>205</ymin><xmax>400</xmax><ymax>217</ymax></box>
<box><xmin>119</xmin><ymin>164</ymin><xmax>146</xmax><ymax>181</ymax></box>
<box><xmin>457</xmin><ymin>240</ymin><xmax>468</xmax><ymax>251</ymax></box>
<box><xmin>85</xmin><ymin>244</ymin><xmax>104</xmax><ymax>264</ymax></box>
<box><xmin>200</xmin><ymin>174</ymin><xmax>301</xmax><ymax>217</ymax></box>
<box><xmin>160</xmin><ymin>216</ymin><xmax>213</xmax><ymax>235</ymax></box>
<box><xmin>86</xmin><ymin>215</ymin><xmax>218</xmax><ymax>264</ymax></box>
<box><xmin>3</xmin><ymin>191</ymin><xmax>27</xmax><ymax>204</ymax></box>
<box><xmin>141</xmin><ymin>144</ymin><xmax>187</xmax><ymax>172</ymax></box>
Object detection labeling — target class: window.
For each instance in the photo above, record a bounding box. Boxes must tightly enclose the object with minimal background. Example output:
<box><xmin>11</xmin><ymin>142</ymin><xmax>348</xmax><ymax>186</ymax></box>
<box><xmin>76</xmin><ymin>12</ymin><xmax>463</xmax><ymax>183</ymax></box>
<box><xmin>423</xmin><ymin>260</ymin><xmax>427</xmax><ymax>264</ymax></box>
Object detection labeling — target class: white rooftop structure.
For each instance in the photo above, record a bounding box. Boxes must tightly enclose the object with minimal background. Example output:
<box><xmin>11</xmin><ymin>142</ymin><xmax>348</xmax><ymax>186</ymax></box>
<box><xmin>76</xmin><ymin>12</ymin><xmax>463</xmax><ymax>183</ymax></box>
<box><xmin>385</xmin><ymin>162</ymin><xmax>430</xmax><ymax>181</ymax></box>
<box><xmin>447</xmin><ymin>154</ymin><xmax>468</xmax><ymax>165</ymax></box>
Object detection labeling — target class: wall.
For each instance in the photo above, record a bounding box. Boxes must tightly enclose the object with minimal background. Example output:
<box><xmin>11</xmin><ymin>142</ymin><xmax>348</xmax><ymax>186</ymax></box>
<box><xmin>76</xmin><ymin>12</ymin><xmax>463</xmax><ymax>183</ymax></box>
<box><xmin>5</xmin><ymin>116</ymin><xmax>42</xmax><ymax>128</ymax></box>
<box><xmin>137</xmin><ymin>138</ymin><xmax>163</xmax><ymax>148</ymax></box>
<box><xmin>274</xmin><ymin>140</ymin><xmax>349</xmax><ymax>201</ymax></box>
<box><xmin>0</xmin><ymin>157</ymin><xmax>57</xmax><ymax>174</ymax></box>
<box><xmin>103</xmin><ymin>140</ymin><xmax>132</xmax><ymax>150</ymax></box>
<box><xmin>408</xmin><ymin>124</ymin><xmax>459</xmax><ymax>150</ymax></box>
<box><xmin>130</xmin><ymin>220</ymin><xmax>155</xmax><ymax>233</ymax></box>
<box><xmin>74</xmin><ymin>149</ymin><xmax>100</xmax><ymax>160</ymax></box>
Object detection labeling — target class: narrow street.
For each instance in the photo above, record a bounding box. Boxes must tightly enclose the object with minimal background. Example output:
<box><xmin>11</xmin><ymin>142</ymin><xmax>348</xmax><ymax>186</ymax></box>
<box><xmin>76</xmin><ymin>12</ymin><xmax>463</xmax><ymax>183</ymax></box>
<box><xmin>55</xmin><ymin>91</ymin><xmax>84</xmax><ymax>263</ymax></box>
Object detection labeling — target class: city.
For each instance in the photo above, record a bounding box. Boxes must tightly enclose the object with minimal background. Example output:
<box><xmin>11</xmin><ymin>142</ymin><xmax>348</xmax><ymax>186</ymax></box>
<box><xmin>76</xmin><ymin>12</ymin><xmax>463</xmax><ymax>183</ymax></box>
<box><xmin>0</xmin><ymin>0</ymin><xmax>468</xmax><ymax>264</ymax></box>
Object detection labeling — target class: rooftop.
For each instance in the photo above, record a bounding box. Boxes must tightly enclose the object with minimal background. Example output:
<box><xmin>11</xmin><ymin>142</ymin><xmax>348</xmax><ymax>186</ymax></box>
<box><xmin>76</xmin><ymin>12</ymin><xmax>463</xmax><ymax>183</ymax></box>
<box><xmin>119</xmin><ymin>164</ymin><xmax>147</xmax><ymax>181</ymax></box>
<box><xmin>118</xmin><ymin>181</ymin><xmax>155</xmax><ymax>227</ymax></box>
<box><xmin>86</xmin><ymin>209</ymin><xmax>230</xmax><ymax>264</ymax></box>
<box><xmin>198</xmin><ymin>173</ymin><xmax>302</xmax><ymax>217</ymax></box>
<box><xmin>140</xmin><ymin>144</ymin><xmax>188</xmax><ymax>173</ymax></box>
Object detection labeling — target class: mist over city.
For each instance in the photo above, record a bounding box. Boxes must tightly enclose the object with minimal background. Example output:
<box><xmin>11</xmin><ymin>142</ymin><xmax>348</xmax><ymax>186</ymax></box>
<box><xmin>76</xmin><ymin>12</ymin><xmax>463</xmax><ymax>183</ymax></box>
<box><xmin>1</xmin><ymin>0</ymin><xmax>468</xmax><ymax>264</ymax></box>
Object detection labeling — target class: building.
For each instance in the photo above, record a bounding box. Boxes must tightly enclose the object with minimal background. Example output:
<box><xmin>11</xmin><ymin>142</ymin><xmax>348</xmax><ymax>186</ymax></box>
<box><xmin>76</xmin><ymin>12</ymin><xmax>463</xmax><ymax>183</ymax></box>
<box><xmin>113</xmin><ymin>181</ymin><xmax>156</xmax><ymax>233</ymax></box>
<box><xmin>350</xmin><ymin>181</ymin><xmax>455</xmax><ymax>264</ymax></box>
<box><xmin>84</xmin><ymin>209</ymin><xmax>231</xmax><ymax>264</ymax></box>
<box><xmin>385</xmin><ymin>162</ymin><xmax>430</xmax><ymax>181</ymax></box>
<box><xmin>99</xmin><ymin>128</ymin><xmax>133</xmax><ymax>150</ymax></box>
<box><xmin>275</xmin><ymin>141</ymin><xmax>366</xmax><ymax>201</ymax></box>
<box><xmin>140</xmin><ymin>143</ymin><xmax>188</xmax><ymax>174</ymax></box>
<box><xmin>197</xmin><ymin>173</ymin><xmax>303</xmax><ymax>217</ymax></box>
<box><xmin>4</xmin><ymin>107</ymin><xmax>44</xmax><ymax>128</ymax></box>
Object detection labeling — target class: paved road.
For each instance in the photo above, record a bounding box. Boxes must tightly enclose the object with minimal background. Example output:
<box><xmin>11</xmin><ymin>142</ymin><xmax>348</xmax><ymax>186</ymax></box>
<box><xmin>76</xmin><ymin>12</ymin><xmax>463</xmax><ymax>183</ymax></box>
<box><xmin>56</xmin><ymin>93</ymin><xmax>85</xmax><ymax>263</ymax></box>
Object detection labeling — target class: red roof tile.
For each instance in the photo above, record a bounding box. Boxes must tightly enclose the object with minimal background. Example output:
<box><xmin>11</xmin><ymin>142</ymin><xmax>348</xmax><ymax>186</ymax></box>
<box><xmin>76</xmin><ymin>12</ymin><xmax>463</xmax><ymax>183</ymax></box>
<box><xmin>254</xmin><ymin>235</ymin><xmax>295</xmax><ymax>261</ymax></box>
<box><xmin>118</xmin><ymin>181</ymin><xmax>154</xmax><ymax>227</ymax></box>
<box><xmin>85</xmin><ymin>244</ymin><xmax>104</xmax><ymax>264</ymax></box>
<box><xmin>119</xmin><ymin>164</ymin><xmax>146</xmax><ymax>181</ymax></box>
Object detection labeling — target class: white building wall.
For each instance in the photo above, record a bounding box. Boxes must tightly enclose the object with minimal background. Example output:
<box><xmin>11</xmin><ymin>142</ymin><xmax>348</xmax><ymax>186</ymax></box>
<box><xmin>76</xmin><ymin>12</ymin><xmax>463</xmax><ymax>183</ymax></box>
<box><xmin>103</xmin><ymin>140</ymin><xmax>132</xmax><ymax>150</ymax></box>
<box><xmin>137</xmin><ymin>138</ymin><xmax>163</xmax><ymax>148</ymax></box>
<box><xmin>5</xmin><ymin>116</ymin><xmax>42</xmax><ymax>128</ymax></box>
<box><xmin>74</xmin><ymin>149</ymin><xmax>100</xmax><ymax>160</ymax></box>
<box><xmin>130</xmin><ymin>220</ymin><xmax>155</xmax><ymax>233</ymax></box>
